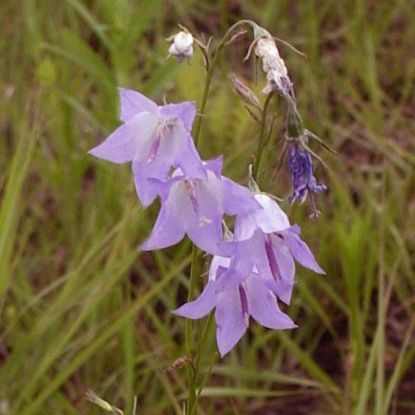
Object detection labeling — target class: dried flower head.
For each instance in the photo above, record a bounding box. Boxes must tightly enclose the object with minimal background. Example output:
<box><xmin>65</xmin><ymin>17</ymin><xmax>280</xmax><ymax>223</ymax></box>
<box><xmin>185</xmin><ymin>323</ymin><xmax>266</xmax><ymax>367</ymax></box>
<box><xmin>285</xmin><ymin>106</ymin><xmax>327</xmax><ymax>216</ymax></box>
<box><xmin>287</xmin><ymin>141</ymin><xmax>327</xmax><ymax>209</ymax></box>
<box><xmin>254</xmin><ymin>36</ymin><xmax>294</xmax><ymax>99</ymax></box>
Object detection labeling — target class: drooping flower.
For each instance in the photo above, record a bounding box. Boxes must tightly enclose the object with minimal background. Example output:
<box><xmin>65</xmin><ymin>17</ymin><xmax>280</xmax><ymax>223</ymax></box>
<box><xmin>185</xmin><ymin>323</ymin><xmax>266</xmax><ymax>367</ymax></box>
<box><xmin>174</xmin><ymin>256</ymin><xmax>296</xmax><ymax>357</ymax></box>
<box><xmin>287</xmin><ymin>141</ymin><xmax>327</xmax><ymax>207</ymax></box>
<box><xmin>254</xmin><ymin>36</ymin><xmax>294</xmax><ymax>99</ymax></box>
<box><xmin>89</xmin><ymin>88</ymin><xmax>206</xmax><ymax>207</ymax></box>
<box><xmin>168</xmin><ymin>31</ymin><xmax>194</xmax><ymax>61</ymax></box>
<box><xmin>217</xmin><ymin>193</ymin><xmax>325</xmax><ymax>304</ymax></box>
<box><xmin>285</xmin><ymin>105</ymin><xmax>327</xmax><ymax>215</ymax></box>
<box><xmin>141</xmin><ymin>157</ymin><xmax>260</xmax><ymax>255</ymax></box>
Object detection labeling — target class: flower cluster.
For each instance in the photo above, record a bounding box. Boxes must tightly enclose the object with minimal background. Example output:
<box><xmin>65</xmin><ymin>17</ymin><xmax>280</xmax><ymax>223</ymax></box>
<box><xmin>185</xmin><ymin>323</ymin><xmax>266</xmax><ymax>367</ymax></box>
<box><xmin>89</xmin><ymin>86</ymin><xmax>324</xmax><ymax>356</ymax></box>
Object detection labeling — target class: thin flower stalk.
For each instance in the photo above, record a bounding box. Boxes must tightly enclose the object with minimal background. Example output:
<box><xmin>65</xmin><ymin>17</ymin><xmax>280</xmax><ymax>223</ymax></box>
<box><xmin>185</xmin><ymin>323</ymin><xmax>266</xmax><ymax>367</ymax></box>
<box><xmin>253</xmin><ymin>92</ymin><xmax>275</xmax><ymax>180</ymax></box>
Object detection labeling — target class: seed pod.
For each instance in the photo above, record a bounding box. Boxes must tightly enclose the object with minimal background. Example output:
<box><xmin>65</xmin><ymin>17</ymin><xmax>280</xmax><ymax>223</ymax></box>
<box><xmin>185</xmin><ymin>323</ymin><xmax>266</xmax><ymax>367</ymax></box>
<box><xmin>229</xmin><ymin>73</ymin><xmax>261</xmax><ymax>109</ymax></box>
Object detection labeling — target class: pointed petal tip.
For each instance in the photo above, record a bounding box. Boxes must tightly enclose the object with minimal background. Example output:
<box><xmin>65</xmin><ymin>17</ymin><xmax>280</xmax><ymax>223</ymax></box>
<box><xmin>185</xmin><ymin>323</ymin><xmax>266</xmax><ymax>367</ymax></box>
<box><xmin>218</xmin><ymin>343</ymin><xmax>232</xmax><ymax>358</ymax></box>
<box><xmin>87</xmin><ymin>147</ymin><xmax>99</xmax><ymax>158</ymax></box>
<box><xmin>171</xmin><ymin>307</ymin><xmax>202</xmax><ymax>320</ymax></box>
<box><xmin>308</xmin><ymin>261</ymin><xmax>325</xmax><ymax>275</ymax></box>
<box><xmin>172</xmin><ymin>298</ymin><xmax>213</xmax><ymax>320</ymax></box>
<box><xmin>88</xmin><ymin>146</ymin><xmax>117</xmax><ymax>162</ymax></box>
<box><xmin>139</xmin><ymin>241</ymin><xmax>152</xmax><ymax>252</ymax></box>
<box><xmin>140</xmin><ymin>237</ymin><xmax>162</xmax><ymax>252</ymax></box>
<box><xmin>219</xmin><ymin>350</ymin><xmax>227</xmax><ymax>358</ymax></box>
<box><xmin>140</xmin><ymin>199</ymin><xmax>153</xmax><ymax>209</ymax></box>
<box><xmin>278</xmin><ymin>317</ymin><xmax>298</xmax><ymax>330</ymax></box>
<box><xmin>171</xmin><ymin>307</ymin><xmax>187</xmax><ymax>318</ymax></box>
<box><xmin>317</xmin><ymin>266</ymin><xmax>326</xmax><ymax>275</ymax></box>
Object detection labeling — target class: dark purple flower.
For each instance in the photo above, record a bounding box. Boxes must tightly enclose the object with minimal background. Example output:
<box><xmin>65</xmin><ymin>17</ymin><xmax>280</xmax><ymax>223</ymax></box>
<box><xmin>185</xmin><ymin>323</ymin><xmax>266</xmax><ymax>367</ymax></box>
<box><xmin>287</xmin><ymin>141</ymin><xmax>327</xmax><ymax>206</ymax></box>
<box><xmin>218</xmin><ymin>193</ymin><xmax>325</xmax><ymax>304</ymax></box>
<box><xmin>141</xmin><ymin>157</ymin><xmax>260</xmax><ymax>255</ymax></box>
<box><xmin>173</xmin><ymin>256</ymin><xmax>296</xmax><ymax>357</ymax></box>
<box><xmin>89</xmin><ymin>88</ymin><xmax>206</xmax><ymax>207</ymax></box>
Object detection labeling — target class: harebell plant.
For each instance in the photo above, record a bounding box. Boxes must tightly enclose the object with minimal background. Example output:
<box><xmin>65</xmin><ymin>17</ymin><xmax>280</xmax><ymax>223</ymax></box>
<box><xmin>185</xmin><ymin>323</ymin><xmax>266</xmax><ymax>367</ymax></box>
<box><xmin>89</xmin><ymin>20</ymin><xmax>331</xmax><ymax>414</ymax></box>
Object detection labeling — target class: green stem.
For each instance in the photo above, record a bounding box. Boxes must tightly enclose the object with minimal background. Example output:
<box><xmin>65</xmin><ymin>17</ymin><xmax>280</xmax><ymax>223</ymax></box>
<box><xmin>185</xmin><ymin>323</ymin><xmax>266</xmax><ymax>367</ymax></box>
<box><xmin>185</xmin><ymin>19</ymin><xmax>259</xmax><ymax>414</ymax></box>
<box><xmin>185</xmin><ymin>245</ymin><xmax>201</xmax><ymax>414</ymax></box>
<box><xmin>190</xmin><ymin>313</ymin><xmax>215</xmax><ymax>415</ymax></box>
<box><xmin>253</xmin><ymin>92</ymin><xmax>274</xmax><ymax>181</ymax></box>
<box><xmin>193</xmin><ymin>20</ymin><xmax>256</xmax><ymax>146</ymax></box>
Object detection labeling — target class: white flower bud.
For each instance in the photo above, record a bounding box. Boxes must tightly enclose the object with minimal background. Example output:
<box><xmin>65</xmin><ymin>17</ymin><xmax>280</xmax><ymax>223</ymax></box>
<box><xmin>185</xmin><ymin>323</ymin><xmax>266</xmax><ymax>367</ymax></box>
<box><xmin>168</xmin><ymin>31</ymin><xmax>194</xmax><ymax>61</ymax></box>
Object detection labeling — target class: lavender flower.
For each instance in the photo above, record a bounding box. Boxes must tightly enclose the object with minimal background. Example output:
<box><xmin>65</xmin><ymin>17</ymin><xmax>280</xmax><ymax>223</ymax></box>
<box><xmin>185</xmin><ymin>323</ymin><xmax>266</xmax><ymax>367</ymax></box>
<box><xmin>218</xmin><ymin>193</ymin><xmax>325</xmax><ymax>304</ymax></box>
<box><xmin>174</xmin><ymin>255</ymin><xmax>296</xmax><ymax>357</ymax></box>
<box><xmin>141</xmin><ymin>157</ymin><xmax>260</xmax><ymax>255</ymax></box>
<box><xmin>287</xmin><ymin>141</ymin><xmax>327</xmax><ymax>207</ymax></box>
<box><xmin>89</xmin><ymin>88</ymin><xmax>205</xmax><ymax>207</ymax></box>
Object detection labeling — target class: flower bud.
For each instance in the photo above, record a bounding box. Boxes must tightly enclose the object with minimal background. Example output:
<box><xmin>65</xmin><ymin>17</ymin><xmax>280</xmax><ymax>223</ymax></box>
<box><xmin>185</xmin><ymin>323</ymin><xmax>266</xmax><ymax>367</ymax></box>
<box><xmin>229</xmin><ymin>73</ymin><xmax>260</xmax><ymax>109</ymax></box>
<box><xmin>168</xmin><ymin>31</ymin><xmax>194</xmax><ymax>61</ymax></box>
<box><xmin>85</xmin><ymin>390</ymin><xmax>123</xmax><ymax>414</ymax></box>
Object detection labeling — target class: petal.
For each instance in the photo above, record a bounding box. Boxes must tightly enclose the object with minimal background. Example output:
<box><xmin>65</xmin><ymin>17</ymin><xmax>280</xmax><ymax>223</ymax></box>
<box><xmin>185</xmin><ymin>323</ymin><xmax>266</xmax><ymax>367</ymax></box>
<box><xmin>185</xmin><ymin>175</ymin><xmax>226</xmax><ymax>254</ymax></box>
<box><xmin>216</xmin><ymin>240</ymin><xmax>238</xmax><ymax>258</ymax></box>
<box><xmin>173</xmin><ymin>281</ymin><xmax>216</xmax><ymax>319</ymax></box>
<box><xmin>215</xmin><ymin>288</ymin><xmax>248</xmax><ymax>357</ymax></box>
<box><xmin>159</xmin><ymin>101</ymin><xmax>196</xmax><ymax>132</ymax></box>
<box><xmin>215</xmin><ymin>237</ymin><xmax>259</xmax><ymax>292</ymax></box>
<box><xmin>156</xmin><ymin>120</ymin><xmax>205</xmax><ymax>179</ymax></box>
<box><xmin>282</xmin><ymin>229</ymin><xmax>325</xmax><ymax>274</ymax></box>
<box><xmin>132</xmin><ymin>162</ymin><xmax>170</xmax><ymax>208</ymax></box>
<box><xmin>186</xmin><ymin>218</ymin><xmax>224</xmax><ymax>255</ymax></box>
<box><xmin>234</xmin><ymin>212</ymin><xmax>259</xmax><ymax>241</ymax></box>
<box><xmin>140</xmin><ymin>184</ymin><xmax>188</xmax><ymax>250</ymax></box>
<box><xmin>118</xmin><ymin>88</ymin><xmax>158</xmax><ymax>122</ymax></box>
<box><xmin>222</xmin><ymin>179</ymin><xmax>260</xmax><ymax>217</ymax></box>
<box><xmin>89</xmin><ymin>112</ymin><xmax>158</xmax><ymax>164</ymax></box>
<box><xmin>254</xmin><ymin>194</ymin><xmax>291</xmax><ymax>233</ymax></box>
<box><xmin>176</xmin><ymin>136</ymin><xmax>207</xmax><ymax>179</ymax></box>
<box><xmin>234</xmin><ymin>196</ymin><xmax>289</xmax><ymax>241</ymax></box>
<box><xmin>246</xmin><ymin>275</ymin><xmax>297</xmax><ymax>330</ymax></box>
<box><xmin>269</xmin><ymin>237</ymin><xmax>296</xmax><ymax>304</ymax></box>
<box><xmin>204</xmin><ymin>156</ymin><xmax>224</xmax><ymax>178</ymax></box>
<box><xmin>208</xmin><ymin>256</ymin><xmax>231</xmax><ymax>282</ymax></box>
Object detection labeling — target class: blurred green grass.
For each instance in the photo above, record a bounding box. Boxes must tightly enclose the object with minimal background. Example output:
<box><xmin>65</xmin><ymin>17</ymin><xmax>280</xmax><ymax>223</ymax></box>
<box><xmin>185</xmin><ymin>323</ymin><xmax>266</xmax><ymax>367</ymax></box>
<box><xmin>0</xmin><ymin>0</ymin><xmax>414</xmax><ymax>414</ymax></box>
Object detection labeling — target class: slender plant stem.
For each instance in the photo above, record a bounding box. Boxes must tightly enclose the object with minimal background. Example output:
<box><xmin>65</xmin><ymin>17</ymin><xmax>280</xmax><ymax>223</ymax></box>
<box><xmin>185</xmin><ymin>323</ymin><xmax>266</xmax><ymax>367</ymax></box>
<box><xmin>185</xmin><ymin>19</ymin><xmax>258</xmax><ymax>414</ymax></box>
<box><xmin>193</xmin><ymin>20</ymin><xmax>255</xmax><ymax>146</ymax></box>
<box><xmin>184</xmin><ymin>38</ymin><xmax>222</xmax><ymax>415</ymax></box>
<box><xmin>184</xmin><ymin>245</ymin><xmax>202</xmax><ymax>414</ymax></box>
<box><xmin>253</xmin><ymin>92</ymin><xmax>274</xmax><ymax>181</ymax></box>
<box><xmin>375</xmin><ymin>171</ymin><xmax>386</xmax><ymax>415</ymax></box>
